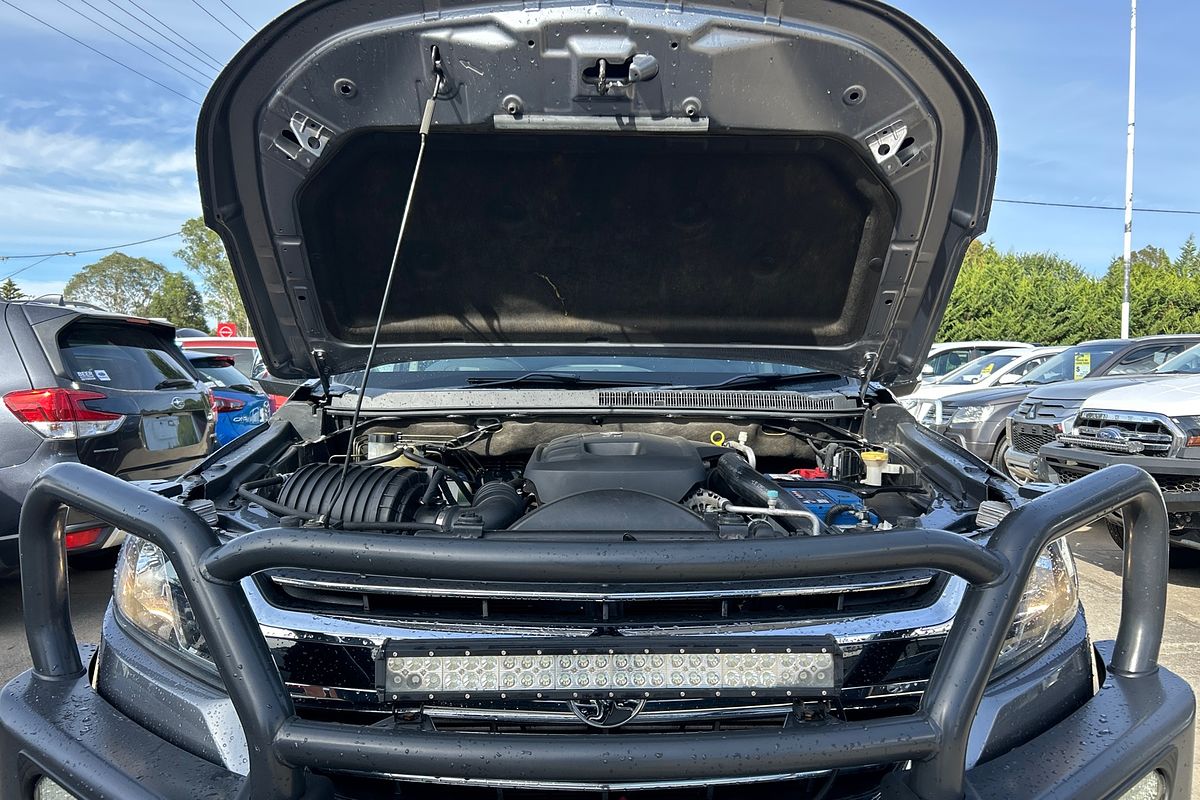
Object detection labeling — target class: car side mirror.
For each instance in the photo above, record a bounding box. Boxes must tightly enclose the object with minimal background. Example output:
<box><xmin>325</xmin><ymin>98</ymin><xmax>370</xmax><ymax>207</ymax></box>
<box><xmin>996</xmin><ymin>373</ymin><xmax>1020</xmax><ymax>385</ymax></box>
<box><xmin>922</xmin><ymin>364</ymin><xmax>935</xmax><ymax>377</ymax></box>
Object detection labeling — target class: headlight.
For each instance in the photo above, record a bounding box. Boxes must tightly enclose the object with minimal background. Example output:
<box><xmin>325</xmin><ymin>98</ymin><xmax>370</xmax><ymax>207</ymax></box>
<box><xmin>1173</xmin><ymin>415</ymin><xmax>1200</xmax><ymax>458</ymax></box>
<box><xmin>994</xmin><ymin>539</ymin><xmax>1079</xmax><ymax>675</ymax></box>
<box><xmin>113</xmin><ymin>535</ymin><xmax>210</xmax><ymax>663</ymax></box>
<box><xmin>949</xmin><ymin>405</ymin><xmax>989</xmax><ymax>424</ymax></box>
<box><xmin>1058</xmin><ymin>414</ymin><xmax>1077</xmax><ymax>436</ymax></box>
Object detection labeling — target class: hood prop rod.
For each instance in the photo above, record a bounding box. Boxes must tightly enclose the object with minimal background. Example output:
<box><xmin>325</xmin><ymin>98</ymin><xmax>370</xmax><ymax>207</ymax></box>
<box><xmin>321</xmin><ymin>53</ymin><xmax>445</xmax><ymax>526</ymax></box>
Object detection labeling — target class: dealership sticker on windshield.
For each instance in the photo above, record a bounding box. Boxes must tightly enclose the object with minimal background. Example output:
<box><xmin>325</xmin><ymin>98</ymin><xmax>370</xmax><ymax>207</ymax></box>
<box><xmin>94</xmin><ymin>369</ymin><xmax>110</xmax><ymax>381</ymax></box>
<box><xmin>76</xmin><ymin>371</ymin><xmax>95</xmax><ymax>381</ymax></box>
<box><xmin>1073</xmin><ymin>353</ymin><xmax>1090</xmax><ymax>379</ymax></box>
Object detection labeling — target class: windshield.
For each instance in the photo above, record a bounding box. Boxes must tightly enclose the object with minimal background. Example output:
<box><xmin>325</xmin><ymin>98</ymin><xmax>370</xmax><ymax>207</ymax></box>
<box><xmin>1156</xmin><ymin>343</ymin><xmax>1200</xmax><ymax>374</ymax></box>
<box><xmin>938</xmin><ymin>354</ymin><xmax>1018</xmax><ymax>385</ymax></box>
<box><xmin>1019</xmin><ymin>344</ymin><xmax>1119</xmax><ymax>385</ymax></box>
<box><xmin>333</xmin><ymin>356</ymin><xmax>827</xmax><ymax>392</ymax></box>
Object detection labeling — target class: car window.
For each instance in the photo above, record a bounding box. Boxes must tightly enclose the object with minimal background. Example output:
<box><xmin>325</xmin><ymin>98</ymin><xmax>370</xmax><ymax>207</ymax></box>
<box><xmin>1106</xmin><ymin>343</ymin><xmax>1189</xmax><ymax>376</ymax></box>
<box><xmin>1156</xmin><ymin>343</ymin><xmax>1200</xmax><ymax>374</ymax></box>
<box><xmin>1020</xmin><ymin>344</ymin><xmax>1121</xmax><ymax>384</ymax></box>
<box><xmin>939</xmin><ymin>354</ymin><xmax>1018</xmax><ymax>385</ymax></box>
<box><xmin>60</xmin><ymin>323</ymin><xmax>198</xmax><ymax>391</ymax></box>
<box><xmin>1012</xmin><ymin>355</ymin><xmax>1049</xmax><ymax>377</ymax></box>
<box><xmin>925</xmin><ymin>349</ymin><xmax>973</xmax><ymax>378</ymax></box>
<box><xmin>189</xmin><ymin>357</ymin><xmax>258</xmax><ymax>394</ymax></box>
<box><xmin>194</xmin><ymin>347</ymin><xmax>258</xmax><ymax>377</ymax></box>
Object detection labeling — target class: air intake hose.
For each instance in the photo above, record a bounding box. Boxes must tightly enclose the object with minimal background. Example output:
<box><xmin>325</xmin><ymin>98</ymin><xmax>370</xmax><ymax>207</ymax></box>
<box><xmin>713</xmin><ymin>453</ymin><xmax>813</xmax><ymax>535</ymax></box>
<box><xmin>416</xmin><ymin>480</ymin><xmax>525</xmax><ymax>536</ymax></box>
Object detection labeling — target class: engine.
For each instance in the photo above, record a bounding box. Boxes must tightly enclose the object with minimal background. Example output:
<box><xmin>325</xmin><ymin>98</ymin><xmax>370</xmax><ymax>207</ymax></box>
<box><xmin>253</xmin><ymin>428</ymin><xmax>917</xmax><ymax>539</ymax></box>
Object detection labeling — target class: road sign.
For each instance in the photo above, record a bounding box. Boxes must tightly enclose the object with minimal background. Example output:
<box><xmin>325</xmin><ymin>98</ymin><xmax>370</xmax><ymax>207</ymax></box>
<box><xmin>216</xmin><ymin>322</ymin><xmax>238</xmax><ymax>338</ymax></box>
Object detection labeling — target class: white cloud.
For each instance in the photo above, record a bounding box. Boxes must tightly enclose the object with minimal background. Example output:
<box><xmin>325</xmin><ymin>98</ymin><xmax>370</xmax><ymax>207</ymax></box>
<box><xmin>0</xmin><ymin>123</ymin><xmax>195</xmax><ymax>180</ymax></box>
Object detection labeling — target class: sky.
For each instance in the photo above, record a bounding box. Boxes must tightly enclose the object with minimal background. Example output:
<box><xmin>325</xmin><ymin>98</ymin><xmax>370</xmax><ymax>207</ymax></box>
<box><xmin>1</xmin><ymin>0</ymin><xmax>1198</xmax><ymax>299</ymax></box>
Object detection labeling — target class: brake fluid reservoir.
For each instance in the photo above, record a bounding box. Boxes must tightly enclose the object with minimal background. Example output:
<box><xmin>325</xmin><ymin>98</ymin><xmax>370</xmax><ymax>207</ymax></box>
<box><xmin>367</xmin><ymin>432</ymin><xmax>420</xmax><ymax>467</ymax></box>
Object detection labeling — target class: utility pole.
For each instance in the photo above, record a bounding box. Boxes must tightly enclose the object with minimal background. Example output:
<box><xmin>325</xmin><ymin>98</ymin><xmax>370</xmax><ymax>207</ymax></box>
<box><xmin>1121</xmin><ymin>0</ymin><xmax>1137</xmax><ymax>338</ymax></box>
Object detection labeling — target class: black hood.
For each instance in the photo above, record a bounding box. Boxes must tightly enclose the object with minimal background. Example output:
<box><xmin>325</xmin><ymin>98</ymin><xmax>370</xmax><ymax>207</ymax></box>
<box><xmin>197</xmin><ymin>0</ymin><xmax>996</xmax><ymax>389</ymax></box>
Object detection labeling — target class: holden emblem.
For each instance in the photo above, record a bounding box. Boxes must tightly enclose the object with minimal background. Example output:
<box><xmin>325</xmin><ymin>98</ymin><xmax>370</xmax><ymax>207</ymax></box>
<box><xmin>568</xmin><ymin>698</ymin><xmax>646</xmax><ymax>729</ymax></box>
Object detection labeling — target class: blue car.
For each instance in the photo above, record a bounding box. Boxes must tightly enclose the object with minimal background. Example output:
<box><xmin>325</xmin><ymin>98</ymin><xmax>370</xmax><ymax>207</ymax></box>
<box><xmin>184</xmin><ymin>351</ymin><xmax>270</xmax><ymax>445</ymax></box>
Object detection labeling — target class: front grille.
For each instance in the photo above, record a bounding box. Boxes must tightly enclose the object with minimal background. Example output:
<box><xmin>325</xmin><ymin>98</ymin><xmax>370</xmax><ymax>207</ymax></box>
<box><xmin>1067</xmin><ymin>412</ymin><xmax>1175</xmax><ymax>456</ymax></box>
<box><xmin>262</xmin><ymin>571</ymin><xmax>941</xmax><ymax>627</ymax></box>
<box><xmin>1010</xmin><ymin>422</ymin><xmax>1057</xmax><ymax>455</ymax></box>
<box><xmin>1051</xmin><ymin>464</ymin><xmax>1199</xmax><ymax>495</ymax></box>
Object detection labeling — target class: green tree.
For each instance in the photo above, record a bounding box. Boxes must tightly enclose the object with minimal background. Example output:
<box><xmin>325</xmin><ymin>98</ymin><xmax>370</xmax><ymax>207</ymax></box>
<box><xmin>0</xmin><ymin>278</ymin><xmax>25</xmax><ymax>301</ymax></box>
<box><xmin>175</xmin><ymin>218</ymin><xmax>249</xmax><ymax>334</ymax></box>
<box><xmin>144</xmin><ymin>271</ymin><xmax>207</xmax><ymax>329</ymax></box>
<box><xmin>63</xmin><ymin>252</ymin><xmax>169</xmax><ymax>314</ymax></box>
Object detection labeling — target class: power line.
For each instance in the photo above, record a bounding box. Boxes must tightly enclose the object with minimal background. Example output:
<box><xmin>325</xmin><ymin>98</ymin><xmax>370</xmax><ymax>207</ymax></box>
<box><xmin>188</xmin><ymin>0</ymin><xmax>244</xmax><ymax>42</ymax></box>
<box><xmin>213</xmin><ymin>0</ymin><xmax>254</xmax><ymax>33</ymax></box>
<box><xmin>78</xmin><ymin>0</ymin><xmax>216</xmax><ymax>79</ymax></box>
<box><xmin>115</xmin><ymin>0</ymin><xmax>224</xmax><ymax>71</ymax></box>
<box><xmin>52</xmin><ymin>0</ymin><xmax>209</xmax><ymax>88</ymax></box>
<box><xmin>0</xmin><ymin>232</ymin><xmax>182</xmax><ymax>262</ymax></box>
<box><xmin>1</xmin><ymin>255</ymin><xmax>58</xmax><ymax>283</ymax></box>
<box><xmin>0</xmin><ymin>0</ymin><xmax>200</xmax><ymax>105</ymax></box>
<box><xmin>995</xmin><ymin>197</ymin><xmax>1200</xmax><ymax>217</ymax></box>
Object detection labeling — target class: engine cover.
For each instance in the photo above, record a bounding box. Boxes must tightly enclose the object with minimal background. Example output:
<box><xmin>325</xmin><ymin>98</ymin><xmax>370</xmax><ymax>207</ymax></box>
<box><xmin>524</xmin><ymin>432</ymin><xmax>706</xmax><ymax>503</ymax></box>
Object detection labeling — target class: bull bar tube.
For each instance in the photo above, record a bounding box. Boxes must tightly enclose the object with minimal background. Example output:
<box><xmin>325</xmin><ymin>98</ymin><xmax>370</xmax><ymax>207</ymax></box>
<box><xmin>18</xmin><ymin>461</ymin><xmax>1170</xmax><ymax>800</ymax></box>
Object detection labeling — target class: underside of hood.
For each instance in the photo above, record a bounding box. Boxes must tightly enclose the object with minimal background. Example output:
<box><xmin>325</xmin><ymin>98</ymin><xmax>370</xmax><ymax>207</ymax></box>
<box><xmin>197</xmin><ymin>0</ymin><xmax>996</xmax><ymax>388</ymax></box>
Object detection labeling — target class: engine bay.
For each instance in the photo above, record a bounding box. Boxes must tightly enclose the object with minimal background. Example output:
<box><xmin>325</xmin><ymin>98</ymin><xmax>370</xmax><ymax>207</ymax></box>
<box><xmin>228</xmin><ymin>416</ymin><xmax>974</xmax><ymax>541</ymax></box>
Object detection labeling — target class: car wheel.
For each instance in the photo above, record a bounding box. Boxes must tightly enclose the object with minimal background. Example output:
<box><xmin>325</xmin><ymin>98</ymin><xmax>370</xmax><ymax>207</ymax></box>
<box><xmin>990</xmin><ymin>433</ymin><xmax>1012</xmax><ymax>476</ymax></box>
<box><xmin>1106</xmin><ymin>516</ymin><xmax>1200</xmax><ymax>567</ymax></box>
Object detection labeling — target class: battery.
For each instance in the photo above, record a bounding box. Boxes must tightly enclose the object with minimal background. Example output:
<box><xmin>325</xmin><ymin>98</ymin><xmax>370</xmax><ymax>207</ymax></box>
<box><xmin>769</xmin><ymin>480</ymin><xmax>879</xmax><ymax>527</ymax></box>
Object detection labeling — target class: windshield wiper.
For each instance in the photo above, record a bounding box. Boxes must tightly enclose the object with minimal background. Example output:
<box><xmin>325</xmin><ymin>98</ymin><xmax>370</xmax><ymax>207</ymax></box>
<box><xmin>666</xmin><ymin>371</ymin><xmax>837</xmax><ymax>391</ymax></box>
<box><xmin>465</xmin><ymin>371</ymin><xmax>668</xmax><ymax>389</ymax></box>
<box><xmin>154</xmin><ymin>378</ymin><xmax>196</xmax><ymax>390</ymax></box>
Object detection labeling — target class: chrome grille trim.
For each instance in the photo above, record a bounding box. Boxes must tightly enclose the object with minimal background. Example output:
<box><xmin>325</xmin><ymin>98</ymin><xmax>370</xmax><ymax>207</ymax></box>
<box><xmin>1066</xmin><ymin>410</ymin><xmax>1178</xmax><ymax>455</ymax></box>
<box><xmin>266</xmin><ymin>571</ymin><xmax>935</xmax><ymax>600</ymax></box>
<box><xmin>244</xmin><ymin>574</ymin><xmax>967</xmax><ymax>648</ymax></box>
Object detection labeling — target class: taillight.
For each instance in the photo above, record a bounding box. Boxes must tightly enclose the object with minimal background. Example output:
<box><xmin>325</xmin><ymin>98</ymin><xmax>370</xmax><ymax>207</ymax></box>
<box><xmin>212</xmin><ymin>395</ymin><xmax>245</xmax><ymax>413</ymax></box>
<box><xmin>3</xmin><ymin>388</ymin><xmax>125</xmax><ymax>439</ymax></box>
<box><xmin>268</xmin><ymin>394</ymin><xmax>287</xmax><ymax>412</ymax></box>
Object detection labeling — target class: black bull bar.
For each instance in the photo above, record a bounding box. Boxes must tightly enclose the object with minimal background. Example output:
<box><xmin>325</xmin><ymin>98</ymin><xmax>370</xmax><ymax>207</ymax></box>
<box><xmin>19</xmin><ymin>462</ymin><xmax>1169</xmax><ymax>800</ymax></box>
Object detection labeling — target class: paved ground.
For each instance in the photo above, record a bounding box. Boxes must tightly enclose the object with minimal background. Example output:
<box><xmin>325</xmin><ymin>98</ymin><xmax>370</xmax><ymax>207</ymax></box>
<box><xmin>0</xmin><ymin>527</ymin><xmax>1198</xmax><ymax>793</ymax></box>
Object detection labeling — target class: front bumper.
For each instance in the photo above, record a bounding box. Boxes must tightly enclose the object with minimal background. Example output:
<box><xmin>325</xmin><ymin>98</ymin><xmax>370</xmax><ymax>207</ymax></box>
<box><xmin>1041</xmin><ymin>443</ymin><xmax>1200</xmax><ymax>515</ymax></box>
<box><xmin>1</xmin><ymin>640</ymin><xmax>1191</xmax><ymax>800</ymax></box>
<box><xmin>2</xmin><ymin>462</ymin><xmax>1188</xmax><ymax>800</ymax></box>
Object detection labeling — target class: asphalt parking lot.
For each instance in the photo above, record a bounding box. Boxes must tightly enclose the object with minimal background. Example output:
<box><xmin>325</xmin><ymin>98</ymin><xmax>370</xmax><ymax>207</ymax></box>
<box><xmin>1</xmin><ymin>526</ymin><xmax>1198</xmax><ymax>794</ymax></box>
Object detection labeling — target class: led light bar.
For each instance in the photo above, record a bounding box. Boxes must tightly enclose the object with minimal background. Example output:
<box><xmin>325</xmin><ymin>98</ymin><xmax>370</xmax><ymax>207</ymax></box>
<box><xmin>377</xmin><ymin>638</ymin><xmax>840</xmax><ymax>702</ymax></box>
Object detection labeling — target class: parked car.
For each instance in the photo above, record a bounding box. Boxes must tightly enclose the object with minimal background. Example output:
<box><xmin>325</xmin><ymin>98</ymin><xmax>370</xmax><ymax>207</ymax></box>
<box><xmin>901</xmin><ymin>346</ymin><xmax>1062</xmax><ymax>424</ymax></box>
<box><xmin>0</xmin><ymin>301</ymin><xmax>214</xmax><ymax>574</ymax></box>
<box><xmin>922</xmin><ymin>340</ymin><xmax>1030</xmax><ymax>380</ymax></box>
<box><xmin>1003</xmin><ymin>335</ymin><xmax>1200</xmax><ymax>482</ymax></box>
<box><xmin>178</xmin><ymin>335</ymin><xmax>290</xmax><ymax>410</ymax></box>
<box><xmin>184</xmin><ymin>352</ymin><xmax>271</xmax><ymax>446</ymax></box>
<box><xmin>3</xmin><ymin>2</ymin><xmax>1192</xmax><ymax>800</ymax></box>
<box><xmin>930</xmin><ymin>336</ymin><xmax>1199</xmax><ymax>473</ymax></box>
<box><xmin>1039</xmin><ymin>369</ymin><xmax>1200</xmax><ymax>556</ymax></box>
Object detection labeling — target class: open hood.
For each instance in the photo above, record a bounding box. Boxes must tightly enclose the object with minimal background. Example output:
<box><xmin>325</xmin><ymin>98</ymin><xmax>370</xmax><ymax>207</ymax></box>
<box><xmin>197</xmin><ymin>0</ymin><xmax>995</xmax><ymax>389</ymax></box>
